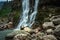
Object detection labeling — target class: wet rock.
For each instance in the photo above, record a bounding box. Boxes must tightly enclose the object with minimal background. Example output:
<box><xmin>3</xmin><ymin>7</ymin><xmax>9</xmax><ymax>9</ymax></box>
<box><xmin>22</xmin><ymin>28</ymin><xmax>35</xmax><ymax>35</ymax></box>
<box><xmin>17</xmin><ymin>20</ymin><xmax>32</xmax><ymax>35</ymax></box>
<box><xmin>54</xmin><ymin>25</ymin><xmax>60</xmax><ymax>40</ymax></box>
<box><xmin>4</xmin><ymin>24</ymin><xmax>8</xmax><ymax>29</ymax></box>
<box><xmin>13</xmin><ymin>34</ymin><xmax>28</xmax><ymax>40</ymax></box>
<box><xmin>5</xmin><ymin>30</ymin><xmax>29</xmax><ymax>40</ymax></box>
<box><xmin>0</xmin><ymin>26</ymin><xmax>4</xmax><ymax>30</ymax></box>
<box><xmin>43</xmin><ymin>35</ymin><xmax>57</xmax><ymax>40</ymax></box>
<box><xmin>0</xmin><ymin>22</ymin><xmax>13</xmax><ymax>30</ymax></box>
<box><xmin>54</xmin><ymin>25</ymin><xmax>60</xmax><ymax>34</ymax></box>
<box><xmin>46</xmin><ymin>29</ymin><xmax>54</xmax><ymax>34</ymax></box>
<box><xmin>50</xmin><ymin>15</ymin><xmax>60</xmax><ymax>26</ymax></box>
<box><xmin>34</xmin><ymin>27</ymin><xmax>42</xmax><ymax>33</ymax></box>
<box><xmin>21</xmin><ymin>26</ymin><xmax>32</xmax><ymax>32</ymax></box>
<box><xmin>29</xmin><ymin>32</ymin><xmax>45</xmax><ymax>40</ymax></box>
<box><xmin>42</xmin><ymin>22</ymin><xmax>54</xmax><ymax>29</ymax></box>
<box><xmin>36</xmin><ymin>32</ymin><xmax>45</xmax><ymax>40</ymax></box>
<box><xmin>13</xmin><ymin>33</ymin><xmax>43</xmax><ymax>40</ymax></box>
<box><xmin>30</xmin><ymin>34</ymin><xmax>38</xmax><ymax>40</ymax></box>
<box><xmin>0</xmin><ymin>24</ymin><xmax>8</xmax><ymax>30</ymax></box>
<box><xmin>8</xmin><ymin>22</ymin><xmax>13</xmax><ymax>29</ymax></box>
<box><xmin>8</xmin><ymin>22</ymin><xmax>13</xmax><ymax>25</ymax></box>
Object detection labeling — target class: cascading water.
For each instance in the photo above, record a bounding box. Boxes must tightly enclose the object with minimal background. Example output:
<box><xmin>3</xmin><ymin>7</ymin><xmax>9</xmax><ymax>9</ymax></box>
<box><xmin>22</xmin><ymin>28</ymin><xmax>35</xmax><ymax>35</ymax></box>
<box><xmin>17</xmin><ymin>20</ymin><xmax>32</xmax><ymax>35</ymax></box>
<box><xmin>16</xmin><ymin>0</ymin><xmax>39</xmax><ymax>30</ymax></box>
<box><xmin>29</xmin><ymin>0</ymin><xmax>39</xmax><ymax>27</ymax></box>
<box><xmin>16</xmin><ymin>0</ymin><xmax>30</xmax><ymax>29</ymax></box>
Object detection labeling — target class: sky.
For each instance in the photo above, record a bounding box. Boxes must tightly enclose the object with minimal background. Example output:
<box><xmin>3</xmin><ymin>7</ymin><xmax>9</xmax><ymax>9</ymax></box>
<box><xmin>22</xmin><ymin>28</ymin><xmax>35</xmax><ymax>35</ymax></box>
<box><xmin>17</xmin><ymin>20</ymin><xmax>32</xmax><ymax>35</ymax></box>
<box><xmin>0</xmin><ymin>0</ymin><xmax>12</xmax><ymax>2</ymax></box>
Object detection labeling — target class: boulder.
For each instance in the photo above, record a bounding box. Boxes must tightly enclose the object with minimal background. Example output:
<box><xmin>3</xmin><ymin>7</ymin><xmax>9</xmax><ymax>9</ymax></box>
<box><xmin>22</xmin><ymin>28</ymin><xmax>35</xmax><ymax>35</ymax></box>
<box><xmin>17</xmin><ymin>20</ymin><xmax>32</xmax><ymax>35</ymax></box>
<box><xmin>46</xmin><ymin>29</ymin><xmax>54</xmax><ymax>34</ymax></box>
<box><xmin>0</xmin><ymin>25</ymin><xmax>4</xmax><ymax>30</ymax></box>
<box><xmin>43</xmin><ymin>35</ymin><xmax>57</xmax><ymax>40</ymax></box>
<box><xmin>4</xmin><ymin>24</ymin><xmax>8</xmax><ymax>29</ymax></box>
<box><xmin>42</xmin><ymin>22</ymin><xmax>54</xmax><ymax>29</ymax></box>
<box><xmin>13</xmin><ymin>34</ymin><xmax>28</xmax><ymax>40</ymax></box>
<box><xmin>24</xmin><ymin>27</ymin><xmax>32</xmax><ymax>32</ymax></box>
<box><xmin>54</xmin><ymin>25</ymin><xmax>60</xmax><ymax>34</ymax></box>
<box><xmin>8</xmin><ymin>22</ymin><xmax>13</xmax><ymax>25</ymax></box>
<box><xmin>21</xmin><ymin>26</ymin><xmax>32</xmax><ymax>32</ymax></box>
<box><xmin>33</xmin><ymin>27</ymin><xmax>42</xmax><ymax>33</ymax></box>
<box><xmin>50</xmin><ymin>15</ymin><xmax>60</xmax><ymax>25</ymax></box>
<box><xmin>8</xmin><ymin>22</ymin><xmax>13</xmax><ymax>29</ymax></box>
<box><xmin>54</xmin><ymin>25</ymin><xmax>60</xmax><ymax>40</ymax></box>
<box><xmin>5</xmin><ymin>30</ymin><xmax>29</xmax><ymax>40</ymax></box>
<box><xmin>36</xmin><ymin>32</ymin><xmax>45</xmax><ymax>40</ymax></box>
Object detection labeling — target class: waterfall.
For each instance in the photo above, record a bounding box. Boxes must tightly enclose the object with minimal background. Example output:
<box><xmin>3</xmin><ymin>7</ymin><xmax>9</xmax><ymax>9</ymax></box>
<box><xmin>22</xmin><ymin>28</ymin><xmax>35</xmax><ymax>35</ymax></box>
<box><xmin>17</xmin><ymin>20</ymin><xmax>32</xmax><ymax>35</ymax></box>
<box><xmin>16</xmin><ymin>0</ymin><xmax>30</xmax><ymax>29</ymax></box>
<box><xmin>16</xmin><ymin>0</ymin><xmax>39</xmax><ymax>30</ymax></box>
<box><xmin>29</xmin><ymin>0</ymin><xmax>39</xmax><ymax>27</ymax></box>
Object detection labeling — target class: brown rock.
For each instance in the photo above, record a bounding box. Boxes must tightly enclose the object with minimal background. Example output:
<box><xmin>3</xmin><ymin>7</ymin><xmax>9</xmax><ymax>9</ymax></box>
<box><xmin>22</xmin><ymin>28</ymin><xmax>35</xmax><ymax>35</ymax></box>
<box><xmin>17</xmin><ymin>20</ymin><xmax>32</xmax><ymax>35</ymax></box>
<box><xmin>8</xmin><ymin>22</ymin><xmax>13</xmax><ymax>29</ymax></box>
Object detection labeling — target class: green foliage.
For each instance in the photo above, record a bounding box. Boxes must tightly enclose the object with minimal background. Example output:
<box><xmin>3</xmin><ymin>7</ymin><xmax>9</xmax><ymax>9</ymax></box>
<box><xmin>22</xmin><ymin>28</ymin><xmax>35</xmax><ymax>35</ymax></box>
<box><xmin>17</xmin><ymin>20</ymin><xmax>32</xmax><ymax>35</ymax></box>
<box><xmin>0</xmin><ymin>6</ymin><xmax>11</xmax><ymax>17</ymax></box>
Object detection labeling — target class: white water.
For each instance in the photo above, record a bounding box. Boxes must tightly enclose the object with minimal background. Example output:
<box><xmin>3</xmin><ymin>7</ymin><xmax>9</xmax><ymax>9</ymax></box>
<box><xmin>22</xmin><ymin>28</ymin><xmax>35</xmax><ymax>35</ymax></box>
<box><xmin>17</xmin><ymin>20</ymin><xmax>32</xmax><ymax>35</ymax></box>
<box><xmin>29</xmin><ymin>0</ymin><xmax>39</xmax><ymax>27</ymax></box>
<box><xmin>16</xmin><ymin>0</ymin><xmax>39</xmax><ymax>30</ymax></box>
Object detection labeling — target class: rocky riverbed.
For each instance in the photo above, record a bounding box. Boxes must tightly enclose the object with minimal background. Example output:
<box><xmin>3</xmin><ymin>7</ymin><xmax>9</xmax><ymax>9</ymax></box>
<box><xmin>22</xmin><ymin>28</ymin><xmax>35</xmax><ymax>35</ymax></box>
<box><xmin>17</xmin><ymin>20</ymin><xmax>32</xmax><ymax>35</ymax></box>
<box><xmin>0</xmin><ymin>15</ymin><xmax>60</xmax><ymax>40</ymax></box>
<box><xmin>5</xmin><ymin>23</ymin><xmax>60</xmax><ymax>40</ymax></box>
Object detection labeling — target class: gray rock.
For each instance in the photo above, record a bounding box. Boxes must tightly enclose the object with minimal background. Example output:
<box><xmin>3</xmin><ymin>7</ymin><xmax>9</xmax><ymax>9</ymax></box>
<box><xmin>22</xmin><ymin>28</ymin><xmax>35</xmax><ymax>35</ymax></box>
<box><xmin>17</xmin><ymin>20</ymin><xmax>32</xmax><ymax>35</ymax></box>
<box><xmin>54</xmin><ymin>25</ymin><xmax>60</xmax><ymax>32</ymax></box>
<box><xmin>42</xmin><ymin>22</ymin><xmax>54</xmax><ymax>29</ymax></box>
<box><xmin>13</xmin><ymin>34</ymin><xmax>28</xmax><ymax>40</ymax></box>
<box><xmin>5</xmin><ymin>30</ymin><xmax>29</xmax><ymax>40</ymax></box>
<box><xmin>36</xmin><ymin>32</ymin><xmax>45</xmax><ymax>40</ymax></box>
<box><xmin>43</xmin><ymin>35</ymin><xmax>57</xmax><ymax>40</ymax></box>
<box><xmin>54</xmin><ymin>25</ymin><xmax>60</xmax><ymax>40</ymax></box>
<box><xmin>46</xmin><ymin>29</ymin><xmax>54</xmax><ymax>34</ymax></box>
<box><xmin>50</xmin><ymin>15</ymin><xmax>60</xmax><ymax>25</ymax></box>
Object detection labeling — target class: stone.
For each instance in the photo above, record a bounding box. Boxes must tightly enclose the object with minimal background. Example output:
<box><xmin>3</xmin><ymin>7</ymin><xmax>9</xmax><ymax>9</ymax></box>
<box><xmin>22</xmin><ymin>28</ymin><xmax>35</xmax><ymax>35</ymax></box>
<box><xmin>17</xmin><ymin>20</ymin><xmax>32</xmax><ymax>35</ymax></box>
<box><xmin>0</xmin><ymin>26</ymin><xmax>4</xmax><ymax>30</ymax></box>
<box><xmin>13</xmin><ymin>33</ymin><xmax>31</xmax><ymax>40</ymax></box>
<box><xmin>50</xmin><ymin>15</ymin><xmax>60</xmax><ymax>25</ymax></box>
<box><xmin>8</xmin><ymin>22</ymin><xmax>13</xmax><ymax>29</ymax></box>
<box><xmin>46</xmin><ymin>29</ymin><xmax>54</xmax><ymax>34</ymax></box>
<box><xmin>34</xmin><ymin>27</ymin><xmax>42</xmax><ymax>33</ymax></box>
<box><xmin>4</xmin><ymin>24</ymin><xmax>8</xmax><ymax>29</ymax></box>
<box><xmin>42</xmin><ymin>22</ymin><xmax>54</xmax><ymax>29</ymax></box>
<box><xmin>8</xmin><ymin>22</ymin><xmax>13</xmax><ymax>25</ymax></box>
<box><xmin>36</xmin><ymin>32</ymin><xmax>45</xmax><ymax>40</ymax></box>
<box><xmin>54</xmin><ymin>25</ymin><xmax>60</xmax><ymax>40</ymax></box>
<box><xmin>5</xmin><ymin>30</ymin><xmax>29</xmax><ymax>40</ymax></box>
<box><xmin>21</xmin><ymin>26</ymin><xmax>32</xmax><ymax>32</ymax></box>
<box><xmin>43</xmin><ymin>35</ymin><xmax>57</xmax><ymax>40</ymax></box>
<box><xmin>54</xmin><ymin>25</ymin><xmax>60</xmax><ymax>34</ymax></box>
<box><xmin>13</xmin><ymin>34</ymin><xmax>28</xmax><ymax>40</ymax></box>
